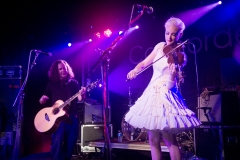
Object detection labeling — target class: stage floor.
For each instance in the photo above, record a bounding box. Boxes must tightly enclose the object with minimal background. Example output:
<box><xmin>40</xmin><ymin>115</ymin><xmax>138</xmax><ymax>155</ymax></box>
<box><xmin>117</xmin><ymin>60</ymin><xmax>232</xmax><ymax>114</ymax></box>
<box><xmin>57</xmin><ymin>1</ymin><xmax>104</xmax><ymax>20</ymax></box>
<box><xmin>87</xmin><ymin>138</ymin><xmax>169</xmax><ymax>152</ymax></box>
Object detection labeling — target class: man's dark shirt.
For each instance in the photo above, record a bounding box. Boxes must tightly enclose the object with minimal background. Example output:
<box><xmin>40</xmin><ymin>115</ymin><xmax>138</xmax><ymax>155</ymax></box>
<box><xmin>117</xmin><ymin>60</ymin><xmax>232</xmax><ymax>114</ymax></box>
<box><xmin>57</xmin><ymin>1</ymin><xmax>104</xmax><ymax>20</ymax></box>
<box><xmin>44</xmin><ymin>78</ymin><xmax>80</xmax><ymax>115</ymax></box>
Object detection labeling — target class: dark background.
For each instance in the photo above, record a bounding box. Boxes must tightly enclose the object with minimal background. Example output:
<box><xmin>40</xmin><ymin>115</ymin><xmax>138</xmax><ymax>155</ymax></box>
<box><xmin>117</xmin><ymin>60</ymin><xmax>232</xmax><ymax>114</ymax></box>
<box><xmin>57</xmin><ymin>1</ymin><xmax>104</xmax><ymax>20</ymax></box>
<box><xmin>1</xmin><ymin>0</ymin><xmax>240</xmax><ymax>157</ymax></box>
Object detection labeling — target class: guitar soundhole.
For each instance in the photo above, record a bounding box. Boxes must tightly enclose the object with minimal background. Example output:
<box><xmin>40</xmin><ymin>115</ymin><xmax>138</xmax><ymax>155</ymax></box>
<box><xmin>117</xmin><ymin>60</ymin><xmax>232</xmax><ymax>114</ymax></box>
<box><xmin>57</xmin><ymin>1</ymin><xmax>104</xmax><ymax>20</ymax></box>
<box><xmin>45</xmin><ymin>113</ymin><xmax>50</xmax><ymax>122</ymax></box>
<box><xmin>52</xmin><ymin>108</ymin><xmax>60</xmax><ymax>115</ymax></box>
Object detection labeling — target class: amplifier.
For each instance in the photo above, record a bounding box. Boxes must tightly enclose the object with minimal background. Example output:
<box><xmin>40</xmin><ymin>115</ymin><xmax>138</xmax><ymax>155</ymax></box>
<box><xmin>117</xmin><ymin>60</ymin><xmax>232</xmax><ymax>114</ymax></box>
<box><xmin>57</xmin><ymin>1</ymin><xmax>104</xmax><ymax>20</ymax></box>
<box><xmin>84</xmin><ymin>103</ymin><xmax>103</xmax><ymax>124</ymax></box>
<box><xmin>0</xmin><ymin>66</ymin><xmax>22</xmax><ymax>79</ymax></box>
<box><xmin>81</xmin><ymin>124</ymin><xmax>113</xmax><ymax>147</ymax></box>
<box><xmin>77</xmin><ymin>101</ymin><xmax>109</xmax><ymax>124</ymax></box>
<box><xmin>0</xmin><ymin>79</ymin><xmax>21</xmax><ymax>131</ymax></box>
<box><xmin>194</xmin><ymin>126</ymin><xmax>240</xmax><ymax>159</ymax></box>
<box><xmin>198</xmin><ymin>93</ymin><xmax>222</xmax><ymax>123</ymax></box>
<box><xmin>222</xmin><ymin>127</ymin><xmax>240</xmax><ymax>159</ymax></box>
<box><xmin>194</xmin><ymin>127</ymin><xmax>220</xmax><ymax>160</ymax></box>
<box><xmin>0</xmin><ymin>132</ymin><xmax>15</xmax><ymax>145</ymax></box>
<box><xmin>198</xmin><ymin>91</ymin><xmax>240</xmax><ymax>126</ymax></box>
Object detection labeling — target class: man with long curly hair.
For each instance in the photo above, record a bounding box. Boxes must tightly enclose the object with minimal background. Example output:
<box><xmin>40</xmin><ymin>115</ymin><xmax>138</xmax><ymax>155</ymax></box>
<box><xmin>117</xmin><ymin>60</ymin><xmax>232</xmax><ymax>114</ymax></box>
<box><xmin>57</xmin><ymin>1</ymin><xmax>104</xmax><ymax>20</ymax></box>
<box><xmin>39</xmin><ymin>59</ymin><xmax>86</xmax><ymax>160</ymax></box>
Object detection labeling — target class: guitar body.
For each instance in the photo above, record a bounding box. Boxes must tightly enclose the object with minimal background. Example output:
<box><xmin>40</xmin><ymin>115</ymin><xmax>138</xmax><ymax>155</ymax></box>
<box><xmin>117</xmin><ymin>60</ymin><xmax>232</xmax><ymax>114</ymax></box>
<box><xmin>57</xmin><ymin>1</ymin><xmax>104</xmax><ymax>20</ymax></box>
<box><xmin>34</xmin><ymin>100</ymin><xmax>69</xmax><ymax>134</ymax></box>
<box><xmin>34</xmin><ymin>79</ymin><xmax>100</xmax><ymax>134</ymax></box>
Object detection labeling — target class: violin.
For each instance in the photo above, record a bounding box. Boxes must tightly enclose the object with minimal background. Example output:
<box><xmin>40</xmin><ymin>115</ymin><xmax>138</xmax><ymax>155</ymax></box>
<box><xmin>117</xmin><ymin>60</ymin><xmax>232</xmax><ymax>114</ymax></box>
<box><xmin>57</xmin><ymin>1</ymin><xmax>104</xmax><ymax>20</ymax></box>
<box><xmin>162</xmin><ymin>42</ymin><xmax>185</xmax><ymax>66</ymax></box>
<box><xmin>163</xmin><ymin>42</ymin><xmax>186</xmax><ymax>90</ymax></box>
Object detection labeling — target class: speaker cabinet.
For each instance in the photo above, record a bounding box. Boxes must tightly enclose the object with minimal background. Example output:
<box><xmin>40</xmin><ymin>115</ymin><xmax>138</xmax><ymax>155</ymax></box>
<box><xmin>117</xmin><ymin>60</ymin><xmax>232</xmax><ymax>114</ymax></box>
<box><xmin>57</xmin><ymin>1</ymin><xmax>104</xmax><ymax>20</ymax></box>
<box><xmin>198</xmin><ymin>91</ymin><xmax>240</xmax><ymax>126</ymax></box>
<box><xmin>84</xmin><ymin>103</ymin><xmax>103</xmax><ymax>123</ymax></box>
<box><xmin>77</xmin><ymin>102</ymin><xmax>103</xmax><ymax>124</ymax></box>
<box><xmin>222</xmin><ymin>128</ymin><xmax>240</xmax><ymax>159</ymax></box>
<box><xmin>81</xmin><ymin>124</ymin><xmax>113</xmax><ymax>147</ymax></box>
<box><xmin>0</xmin><ymin>79</ymin><xmax>21</xmax><ymax>131</ymax></box>
<box><xmin>194</xmin><ymin>127</ymin><xmax>220</xmax><ymax>160</ymax></box>
<box><xmin>194</xmin><ymin>126</ymin><xmax>240</xmax><ymax>160</ymax></box>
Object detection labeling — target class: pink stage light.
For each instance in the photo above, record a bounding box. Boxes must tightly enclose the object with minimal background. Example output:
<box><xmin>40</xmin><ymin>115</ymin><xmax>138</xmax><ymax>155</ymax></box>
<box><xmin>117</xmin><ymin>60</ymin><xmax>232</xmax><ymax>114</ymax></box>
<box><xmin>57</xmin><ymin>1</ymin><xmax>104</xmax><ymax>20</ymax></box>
<box><xmin>95</xmin><ymin>32</ymin><xmax>101</xmax><ymax>38</ymax></box>
<box><xmin>104</xmin><ymin>29</ymin><xmax>112</xmax><ymax>37</ymax></box>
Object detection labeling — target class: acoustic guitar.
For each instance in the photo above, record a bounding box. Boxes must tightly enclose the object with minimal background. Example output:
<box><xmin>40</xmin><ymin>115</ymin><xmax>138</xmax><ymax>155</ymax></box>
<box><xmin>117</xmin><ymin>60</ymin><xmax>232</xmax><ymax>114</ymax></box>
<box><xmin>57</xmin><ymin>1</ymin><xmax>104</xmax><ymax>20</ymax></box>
<box><xmin>34</xmin><ymin>79</ymin><xmax>100</xmax><ymax>134</ymax></box>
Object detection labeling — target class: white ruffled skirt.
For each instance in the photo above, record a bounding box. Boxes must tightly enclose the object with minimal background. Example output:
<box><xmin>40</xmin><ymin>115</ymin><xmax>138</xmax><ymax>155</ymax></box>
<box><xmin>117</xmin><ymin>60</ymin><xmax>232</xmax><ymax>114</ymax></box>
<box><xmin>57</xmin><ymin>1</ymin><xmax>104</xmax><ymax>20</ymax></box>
<box><xmin>124</xmin><ymin>75</ymin><xmax>201</xmax><ymax>134</ymax></box>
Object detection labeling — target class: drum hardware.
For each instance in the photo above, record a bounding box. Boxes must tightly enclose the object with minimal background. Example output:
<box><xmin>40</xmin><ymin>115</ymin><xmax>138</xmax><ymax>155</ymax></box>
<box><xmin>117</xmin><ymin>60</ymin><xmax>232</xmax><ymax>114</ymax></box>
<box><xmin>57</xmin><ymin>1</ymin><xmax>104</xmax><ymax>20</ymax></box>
<box><xmin>122</xmin><ymin>87</ymin><xmax>148</xmax><ymax>142</ymax></box>
<box><xmin>176</xmin><ymin>130</ymin><xmax>194</xmax><ymax>153</ymax></box>
<box><xmin>128</xmin><ymin>87</ymin><xmax>133</xmax><ymax>108</ymax></box>
<box><xmin>121</xmin><ymin>112</ymin><xmax>148</xmax><ymax>142</ymax></box>
<box><xmin>176</xmin><ymin>130</ymin><xmax>201</xmax><ymax>160</ymax></box>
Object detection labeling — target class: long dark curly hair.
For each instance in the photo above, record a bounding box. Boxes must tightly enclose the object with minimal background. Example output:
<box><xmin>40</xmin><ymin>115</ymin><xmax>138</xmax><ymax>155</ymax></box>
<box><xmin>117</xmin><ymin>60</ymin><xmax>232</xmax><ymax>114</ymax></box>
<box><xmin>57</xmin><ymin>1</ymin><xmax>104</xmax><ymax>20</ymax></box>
<box><xmin>48</xmin><ymin>59</ymin><xmax>74</xmax><ymax>82</ymax></box>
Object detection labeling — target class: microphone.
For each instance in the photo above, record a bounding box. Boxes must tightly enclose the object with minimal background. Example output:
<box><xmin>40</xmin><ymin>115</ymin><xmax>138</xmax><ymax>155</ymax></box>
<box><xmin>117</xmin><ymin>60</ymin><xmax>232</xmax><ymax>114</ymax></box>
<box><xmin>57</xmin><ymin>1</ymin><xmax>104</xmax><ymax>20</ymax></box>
<box><xmin>136</xmin><ymin>4</ymin><xmax>154</xmax><ymax>14</ymax></box>
<box><xmin>33</xmin><ymin>49</ymin><xmax>52</xmax><ymax>56</ymax></box>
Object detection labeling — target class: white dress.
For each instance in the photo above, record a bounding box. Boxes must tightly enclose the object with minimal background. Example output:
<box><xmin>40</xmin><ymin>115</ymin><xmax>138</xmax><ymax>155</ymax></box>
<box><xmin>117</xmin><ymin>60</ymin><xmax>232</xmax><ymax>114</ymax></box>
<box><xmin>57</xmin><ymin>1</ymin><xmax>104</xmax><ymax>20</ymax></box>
<box><xmin>124</xmin><ymin>42</ymin><xmax>201</xmax><ymax>134</ymax></box>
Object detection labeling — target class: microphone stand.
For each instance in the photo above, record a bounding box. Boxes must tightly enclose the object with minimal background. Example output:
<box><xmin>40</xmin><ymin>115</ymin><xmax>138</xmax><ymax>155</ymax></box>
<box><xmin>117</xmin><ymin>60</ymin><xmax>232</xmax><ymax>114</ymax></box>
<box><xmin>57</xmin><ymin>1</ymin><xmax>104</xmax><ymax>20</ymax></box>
<box><xmin>90</xmin><ymin>5</ymin><xmax>148</xmax><ymax>160</ymax></box>
<box><xmin>12</xmin><ymin>50</ymin><xmax>39</xmax><ymax>159</ymax></box>
<box><xmin>197</xmin><ymin>106</ymin><xmax>223</xmax><ymax>159</ymax></box>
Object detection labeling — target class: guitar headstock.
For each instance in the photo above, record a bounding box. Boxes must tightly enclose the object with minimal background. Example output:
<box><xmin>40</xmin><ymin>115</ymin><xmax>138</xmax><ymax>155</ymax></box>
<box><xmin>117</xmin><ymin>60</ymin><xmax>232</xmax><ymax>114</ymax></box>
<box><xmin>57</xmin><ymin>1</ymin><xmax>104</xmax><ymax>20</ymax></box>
<box><xmin>86</xmin><ymin>79</ymin><xmax>101</xmax><ymax>91</ymax></box>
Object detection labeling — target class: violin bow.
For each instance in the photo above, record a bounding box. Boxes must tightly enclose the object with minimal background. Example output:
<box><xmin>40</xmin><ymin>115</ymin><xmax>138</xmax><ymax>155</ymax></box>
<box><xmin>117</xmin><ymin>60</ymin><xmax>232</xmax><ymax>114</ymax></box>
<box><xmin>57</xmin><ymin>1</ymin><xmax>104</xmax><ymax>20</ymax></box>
<box><xmin>126</xmin><ymin>39</ymin><xmax>189</xmax><ymax>82</ymax></box>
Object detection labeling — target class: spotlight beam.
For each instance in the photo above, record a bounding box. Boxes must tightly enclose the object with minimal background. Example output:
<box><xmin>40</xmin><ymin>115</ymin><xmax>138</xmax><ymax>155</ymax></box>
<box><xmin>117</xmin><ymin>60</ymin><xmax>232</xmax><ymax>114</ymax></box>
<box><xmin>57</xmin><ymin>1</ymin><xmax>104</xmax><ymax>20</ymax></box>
<box><xmin>177</xmin><ymin>1</ymin><xmax>222</xmax><ymax>27</ymax></box>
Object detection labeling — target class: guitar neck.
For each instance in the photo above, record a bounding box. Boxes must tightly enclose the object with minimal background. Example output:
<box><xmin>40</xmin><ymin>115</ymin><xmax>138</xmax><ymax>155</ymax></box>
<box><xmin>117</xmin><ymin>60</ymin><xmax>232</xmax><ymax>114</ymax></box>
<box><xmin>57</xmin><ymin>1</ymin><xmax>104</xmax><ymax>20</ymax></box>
<box><xmin>58</xmin><ymin>79</ymin><xmax>100</xmax><ymax>110</ymax></box>
<box><xmin>59</xmin><ymin>92</ymin><xmax>80</xmax><ymax>109</ymax></box>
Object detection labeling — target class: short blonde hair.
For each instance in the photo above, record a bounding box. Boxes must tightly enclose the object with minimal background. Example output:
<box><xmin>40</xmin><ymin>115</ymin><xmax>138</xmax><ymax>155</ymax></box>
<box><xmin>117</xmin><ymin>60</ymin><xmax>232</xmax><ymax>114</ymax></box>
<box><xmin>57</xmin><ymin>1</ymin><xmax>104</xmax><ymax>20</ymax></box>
<box><xmin>165</xmin><ymin>17</ymin><xmax>185</xmax><ymax>33</ymax></box>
